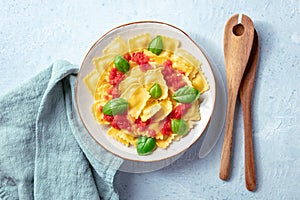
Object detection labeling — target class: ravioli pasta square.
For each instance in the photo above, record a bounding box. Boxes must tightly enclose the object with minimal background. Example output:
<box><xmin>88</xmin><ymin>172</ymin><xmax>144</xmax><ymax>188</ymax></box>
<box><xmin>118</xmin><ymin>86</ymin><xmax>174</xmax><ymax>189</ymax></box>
<box><xmin>103</xmin><ymin>36</ymin><xmax>129</xmax><ymax>55</ymax></box>
<box><xmin>155</xmin><ymin>132</ymin><xmax>164</xmax><ymax>140</ymax></box>
<box><xmin>171</xmin><ymin>59</ymin><xmax>196</xmax><ymax>77</ymax></box>
<box><xmin>174</xmin><ymin>48</ymin><xmax>201</xmax><ymax>69</ymax></box>
<box><xmin>160</xmin><ymin>35</ymin><xmax>180</xmax><ymax>52</ymax></box>
<box><xmin>156</xmin><ymin>134</ymin><xmax>176</xmax><ymax>149</ymax></box>
<box><xmin>143</xmin><ymin>49</ymin><xmax>170</xmax><ymax>65</ymax></box>
<box><xmin>108</xmin><ymin>127</ymin><xmax>131</xmax><ymax>147</ymax></box>
<box><xmin>183</xmin><ymin>100</ymin><xmax>201</xmax><ymax>121</ymax></box>
<box><xmin>129</xmin><ymin>33</ymin><xmax>151</xmax><ymax>52</ymax></box>
<box><xmin>93</xmin><ymin>54</ymin><xmax>115</xmax><ymax>75</ymax></box>
<box><xmin>94</xmin><ymin>82</ymin><xmax>111</xmax><ymax>100</ymax></box>
<box><xmin>191</xmin><ymin>71</ymin><xmax>210</xmax><ymax>93</ymax></box>
<box><xmin>140</xmin><ymin>100</ymin><xmax>162</xmax><ymax>122</ymax></box>
<box><xmin>153</xmin><ymin>99</ymin><xmax>173</xmax><ymax>122</ymax></box>
<box><xmin>83</xmin><ymin>69</ymin><xmax>99</xmax><ymax>95</ymax></box>
<box><xmin>118</xmin><ymin>67</ymin><xmax>142</xmax><ymax>94</ymax></box>
<box><xmin>121</xmin><ymin>85</ymin><xmax>151</xmax><ymax>119</ymax></box>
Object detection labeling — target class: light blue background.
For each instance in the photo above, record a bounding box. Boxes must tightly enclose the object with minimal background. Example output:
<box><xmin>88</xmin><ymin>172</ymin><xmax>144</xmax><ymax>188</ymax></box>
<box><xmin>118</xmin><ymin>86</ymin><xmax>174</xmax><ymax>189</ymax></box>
<box><xmin>1</xmin><ymin>1</ymin><xmax>299</xmax><ymax>199</ymax></box>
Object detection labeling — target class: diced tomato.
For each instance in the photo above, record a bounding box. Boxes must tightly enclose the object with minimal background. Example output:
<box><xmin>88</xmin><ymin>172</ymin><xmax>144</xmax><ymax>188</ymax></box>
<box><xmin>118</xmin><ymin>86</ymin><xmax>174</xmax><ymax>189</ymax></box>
<box><xmin>170</xmin><ymin>103</ymin><xmax>192</xmax><ymax>119</ymax></box>
<box><xmin>161</xmin><ymin>117</ymin><xmax>172</xmax><ymax>136</ymax></box>
<box><xmin>109</xmin><ymin>68</ymin><xmax>124</xmax><ymax>86</ymax></box>
<box><xmin>178</xmin><ymin>70</ymin><xmax>185</xmax><ymax>75</ymax></box>
<box><xmin>123</xmin><ymin>53</ymin><xmax>131</xmax><ymax>61</ymax></box>
<box><xmin>135</xmin><ymin>117</ymin><xmax>151</xmax><ymax>131</ymax></box>
<box><xmin>170</xmin><ymin>105</ymin><xmax>182</xmax><ymax>119</ymax></box>
<box><xmin>107</xmin><ymin>86</ymin><xmax>120</xmax><ymax>98</ymax></box>
<box><xmin>112</xmin><ymin>90</ymin><xmax>119</xmax><ymax>98</ymax></box>
<box><xmin>103</xmin><ymin>114</ymin><xmax>114</xmax><ymax>122</ymax></box>
<box><xmin>111</xmin><ymin>120</ymin><xmax>121</xmax><ymax>130</ymax></box>
<box><xmin>99</xmin><ymin>106</ymin><xmax>103</xmax><ymax>113</ymax></box>
<box><xmin>140</xmin><ymin>63</ymin><xmax>153</xmax><ymax>72</ymax></box>
<box><xmin>107</xmin><ymin>87</ymin><xmax>114</xmax><ymax>95</ymax></box>
<box><xmin>131</xmin><ymin>52</ymin><xmax>149</xmax><ymax>65</ymax></box>
<box><xmin>148</xmin><ymin>129</ymin><xmax>156</xmax><ymax>137</ymax></box>
<box><xmin>113</xmin><ymin>115</ymin><xmax>132</xmax><ymax>131</ymax></box>
<box><xmin>163</xmin><ymin>59</ymin><xmax>172</xmax><ymax>67</ymax></box>
<box><xmin>112</xmin><ymin>88</ymin><xmax>119</xmax><ymax>98</ymax></box>
<box><xmin>160</xmin><ymin>103</ymin><xmax>192</xmax><ymax>135</ymax></box>
<box><xmin>104</xmin><ymin>95</ymin><xmax>110</xmax><ymax>100</ymax></box>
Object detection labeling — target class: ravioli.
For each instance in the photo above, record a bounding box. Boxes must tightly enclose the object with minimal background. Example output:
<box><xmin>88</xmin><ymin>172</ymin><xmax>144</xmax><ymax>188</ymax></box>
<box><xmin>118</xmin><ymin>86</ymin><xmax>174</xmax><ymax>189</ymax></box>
<box><xmin>152</xmin><ymin>99</ymin><xmax>173</xmax><ymax>122</ymax></box>
<box><xmin>93</xmin><ymin>54</ymin><xmax>115</xmax><ymax>76</ymax></box>
<box><xmin>108</xmin><ymin>127</ymin><xmax>132</xmax><ymax>147</ymax></box>
<box><xmin>174</xmin><ymin>48</ymin><xmax>201</xmax><ymax>68</ymax></box>
<box><xmin>171</xmin><ymin>59</ymin><xmax>195</xmax><ymax>76</ymax></box>
<box><xmin>83</xmin><ymin>32</ymin><xmax>209</xmax><ymax>155</ymax></box>
<box><xmin>121</xmin><ymin>84</ymin><xmax>151</xmax><ymax>119</ymax></box>
<box><xmin>94</xmin><ymin>82</ymin><xmax>111</xmax><ymax>100</ymax></box>
<box><xmin>118</xmin><ymin>67</ymin><xmax>142</xmax><ymax>94</ymax></box>
<box><xmin>143</xmin><ymin>49</ymin><xmax>170</xmax><ymax>65</ymax></box>
<box><xmin>156</xmin><ymin>134</ymin><xmax>176</xmax><ymax>149</ymax></box>
<box><xmin>84</xmin><ymin>69</ymin><xmax>99</xmax><ymax>95</ymax></box>
<box><xmin>129</xmin><ymin>33</ymin><xmax>151</xmax><ymax>52</ymax></box>
<box><xmin>103</xmin><ymin>36</ymin><xmax>128</xmax><ymax>55</ymax></box>
<box><xmin>160</xmin><ymin>35</ymin><xmax>180</xmax><ymax>52</ymax></box>
<box><xmin>191</xmin><ymin>71</ymin><xmax>210</xmax><ymax>93</ymax></box>
<box><xmin>182</xmin><ymin>100</ymin><xmax>201</xmax><ymax>121</ymax></box>
<box><xmin>140</xmin><ymin>100</ymin><xmax>162</xmax><ymax>122</ymax></box>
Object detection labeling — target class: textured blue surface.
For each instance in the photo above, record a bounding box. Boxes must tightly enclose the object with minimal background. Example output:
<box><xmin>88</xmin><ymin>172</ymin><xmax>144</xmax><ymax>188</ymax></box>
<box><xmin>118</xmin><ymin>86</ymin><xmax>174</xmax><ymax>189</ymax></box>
<box><xmin>1</xmin><ymin>1</ymin><xmax>299</xmax><ymax>199</ymax></box>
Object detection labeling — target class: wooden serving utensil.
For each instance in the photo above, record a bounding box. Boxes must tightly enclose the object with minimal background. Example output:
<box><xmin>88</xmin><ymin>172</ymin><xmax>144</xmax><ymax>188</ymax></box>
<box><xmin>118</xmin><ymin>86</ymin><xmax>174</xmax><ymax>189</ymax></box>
<box><xmin>239</xmin><ymin>30</ymin><xmax>259</xmax><ymax>191</ymax></box>
<box><xmin>219</xmin><ymin>14</ymin><xmax>254</xmax><ymax>180</ymax></box>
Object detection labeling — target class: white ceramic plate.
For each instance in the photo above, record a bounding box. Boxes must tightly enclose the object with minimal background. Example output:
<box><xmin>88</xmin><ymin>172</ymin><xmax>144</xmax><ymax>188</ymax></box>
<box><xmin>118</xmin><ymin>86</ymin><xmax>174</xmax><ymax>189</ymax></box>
<box><xmin>76</xmin><ymin>21</ymin><xmax>216</xmax><ymax>162</ymax></box>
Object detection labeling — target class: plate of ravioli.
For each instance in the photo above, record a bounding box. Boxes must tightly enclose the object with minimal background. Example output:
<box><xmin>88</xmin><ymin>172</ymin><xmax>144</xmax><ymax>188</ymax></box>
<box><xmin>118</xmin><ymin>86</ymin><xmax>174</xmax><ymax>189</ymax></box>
<box><xmin>76</xmin><ymin>21</ymin><xmax>216</xmax><ymax>162</ymax></box>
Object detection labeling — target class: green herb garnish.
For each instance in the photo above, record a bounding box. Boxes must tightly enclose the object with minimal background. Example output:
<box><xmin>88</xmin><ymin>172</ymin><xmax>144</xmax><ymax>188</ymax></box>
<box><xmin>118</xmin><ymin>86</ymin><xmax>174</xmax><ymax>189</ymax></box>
<box><xmin>148</xmin><ymin>35</ymin><xmax>164</xmax><ymax>55</ymax></box>
<box><xmin>102</xmin><ymin>98</ymin><xmax>129</xmax><ymax>116</ymax></box>
<box><xmin>137</xmin><ymin>136</ymin><xmax>156</xmax><ymax>156</ymax></box>
<box><xmin>171</xmin><ymin>119</ymin><xmax>188</xmax><ymax>135</ymax></box>
<box><xmin>114</xmin><ymin>55</ymin><xmax>130</xmax><ymax>73</ymax></box>
<box><xmin>172</xmin><ymin>86</ymin><xmax>200</xmax><ymax>103</ymax></box>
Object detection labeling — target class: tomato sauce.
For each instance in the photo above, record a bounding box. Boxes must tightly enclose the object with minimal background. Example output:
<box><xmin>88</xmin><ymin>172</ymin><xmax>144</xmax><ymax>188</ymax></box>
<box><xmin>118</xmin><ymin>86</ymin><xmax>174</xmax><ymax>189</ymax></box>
<box><xmin>162</xmin><ymin>60</ymin><xmax>187</xmax><ymax>91</ymax></box>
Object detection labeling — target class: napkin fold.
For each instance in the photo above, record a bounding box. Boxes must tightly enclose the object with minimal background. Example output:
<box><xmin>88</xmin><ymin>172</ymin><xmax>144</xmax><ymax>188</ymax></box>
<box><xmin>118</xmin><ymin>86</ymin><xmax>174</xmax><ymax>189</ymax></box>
<box><xmin>0</xmin><ymin>60</ymin><xmax>123</xmax><ymax>200</ymax></box>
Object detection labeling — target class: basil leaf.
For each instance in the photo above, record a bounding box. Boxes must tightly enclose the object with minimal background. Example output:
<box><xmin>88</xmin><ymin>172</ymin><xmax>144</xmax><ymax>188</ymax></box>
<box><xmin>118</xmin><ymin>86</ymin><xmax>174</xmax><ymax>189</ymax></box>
<box><xmin>102</xmin><ymin>98</ymin><xmax>129</xmax><ymax>116</ymax></box>
<box><xmin>114</xmin><ymin>55</ymin><xmax>130</xmax><ymax>73</ymax></box>
<box><xmin>171</xmin><ymin>119</ymin><xmax>188</xmax><ymax>135</ymax></box>
<box><xmin>137</xmin><ymin>136</ymin><xmax>156</xmax><ymax>156</ymax></box>
<box><xmin>149</xmin><ymin>83</ymin><xmax>162</xmax><ymax>99</ymax></box>
<box><xmin>172</xmin><ymin>86</ymin><xmax>200</xmax><ymax>103</ymax></box>
<box><xmin>148</xmin><ymin>35</ymin><xmax>164</xmax><ymax>55</ymax></box>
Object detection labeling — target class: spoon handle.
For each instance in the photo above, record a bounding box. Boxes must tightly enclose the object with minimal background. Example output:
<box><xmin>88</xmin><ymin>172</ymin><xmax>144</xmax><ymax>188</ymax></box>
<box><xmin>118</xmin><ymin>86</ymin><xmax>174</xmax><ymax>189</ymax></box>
<box><xmin>240</xmin><ymin>91</ymin><xmax>256</xmax><ymax>191</ymax></box>
<box><xmin>219</xmin><ymin>90</ymin><xmax>238</xmax><ymax>180</ymax></box>
<box><xmin>240</xmin><ymin>30</ymin><xmax>259</xmax><ymax>191</ymax></box>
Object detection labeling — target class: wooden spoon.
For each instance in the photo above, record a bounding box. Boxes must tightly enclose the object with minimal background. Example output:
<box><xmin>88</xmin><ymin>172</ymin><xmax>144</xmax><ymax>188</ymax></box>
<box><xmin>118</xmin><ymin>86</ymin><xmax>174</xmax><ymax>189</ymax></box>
<box><xmin>219</xmin><ymin>14</ymin><xmax>254</xmax><ymax>180</ymax></box>
<box><xmin>239</xmin><ymin>30</ymin><xmax>258</xmax><ymax>191</ymax></box>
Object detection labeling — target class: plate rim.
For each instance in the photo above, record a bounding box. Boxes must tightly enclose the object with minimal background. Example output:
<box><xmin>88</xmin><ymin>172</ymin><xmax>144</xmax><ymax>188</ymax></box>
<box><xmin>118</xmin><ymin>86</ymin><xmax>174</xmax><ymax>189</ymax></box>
<box><xmin>75</xmin><ymin>20</ymin><xmax>216</xmax><ymax>162</ymax></box>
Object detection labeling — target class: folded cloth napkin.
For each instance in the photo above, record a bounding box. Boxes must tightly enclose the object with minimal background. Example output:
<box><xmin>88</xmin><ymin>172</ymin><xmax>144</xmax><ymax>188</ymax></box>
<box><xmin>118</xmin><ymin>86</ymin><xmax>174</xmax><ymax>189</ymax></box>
<box><xmin>0</xmin><ymin>60</ymin><xmax>123</xmax><ymax>200</ymax></box>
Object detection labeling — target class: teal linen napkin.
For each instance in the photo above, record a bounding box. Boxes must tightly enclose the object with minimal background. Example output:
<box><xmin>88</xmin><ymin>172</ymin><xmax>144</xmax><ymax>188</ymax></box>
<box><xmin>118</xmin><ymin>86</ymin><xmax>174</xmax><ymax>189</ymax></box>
<box><xmin>0</xmin><ymin>60</ymin><xmax>123</xmax><ymax>200</ymax></box>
